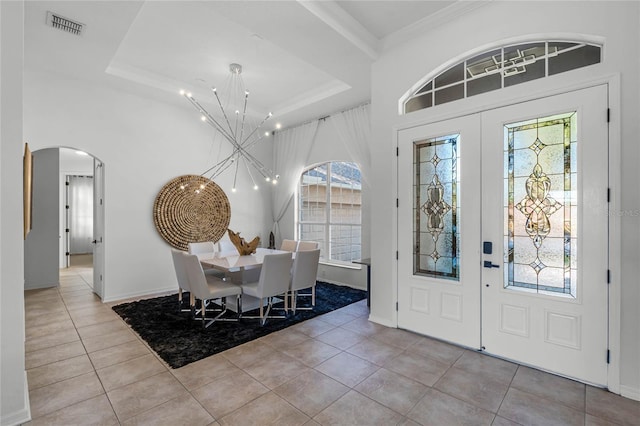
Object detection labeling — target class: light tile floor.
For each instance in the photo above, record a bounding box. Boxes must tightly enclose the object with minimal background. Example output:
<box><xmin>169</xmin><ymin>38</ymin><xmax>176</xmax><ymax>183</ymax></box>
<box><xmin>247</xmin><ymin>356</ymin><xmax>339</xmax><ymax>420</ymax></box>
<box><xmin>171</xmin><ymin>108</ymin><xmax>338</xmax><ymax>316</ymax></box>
<box><xmin>23</xmin><ymin>265</ymin><xmax>639</xmax><ymax>425</ymax></box>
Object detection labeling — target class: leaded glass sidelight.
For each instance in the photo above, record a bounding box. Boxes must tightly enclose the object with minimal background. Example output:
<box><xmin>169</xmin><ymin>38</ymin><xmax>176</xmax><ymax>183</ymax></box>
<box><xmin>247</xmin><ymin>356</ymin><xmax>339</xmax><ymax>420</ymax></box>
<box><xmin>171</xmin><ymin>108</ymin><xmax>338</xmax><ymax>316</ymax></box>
<box><xmin>414</xmin><ymin>135</ymin><xmax>460</xmax><ymax>280</ymax></box>
<box><xmin>504</xmin><ymin>112</ymin><xmax>577</xmax><ymax>297</ymax></box>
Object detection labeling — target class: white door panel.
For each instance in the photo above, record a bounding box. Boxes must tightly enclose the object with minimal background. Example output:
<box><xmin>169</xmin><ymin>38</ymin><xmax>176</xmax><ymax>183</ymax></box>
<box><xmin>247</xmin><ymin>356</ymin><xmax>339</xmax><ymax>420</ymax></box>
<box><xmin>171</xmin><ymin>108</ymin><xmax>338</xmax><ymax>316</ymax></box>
<box><xmin>397</xmin><ymin>115</ymin><xmax>482</xmax><ymax>349</ymax></box>
<box><xmin>481</xmin><ymin>85</ymin><xmax>608</xmax><ymax>385</ymax></box>
<box><xmin>93</xmin><ymin>159</ymin><xmax>105</xmax><ymax>299</ymax></box>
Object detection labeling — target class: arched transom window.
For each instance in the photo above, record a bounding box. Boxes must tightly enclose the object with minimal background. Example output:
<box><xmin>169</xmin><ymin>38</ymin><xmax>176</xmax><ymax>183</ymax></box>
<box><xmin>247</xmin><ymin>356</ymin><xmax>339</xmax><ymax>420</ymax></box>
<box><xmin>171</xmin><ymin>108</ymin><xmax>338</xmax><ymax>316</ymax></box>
<box><xmin>403</xmin><ymin>41</ymin><xmax>602</xmax><ymax>114</ymax></box>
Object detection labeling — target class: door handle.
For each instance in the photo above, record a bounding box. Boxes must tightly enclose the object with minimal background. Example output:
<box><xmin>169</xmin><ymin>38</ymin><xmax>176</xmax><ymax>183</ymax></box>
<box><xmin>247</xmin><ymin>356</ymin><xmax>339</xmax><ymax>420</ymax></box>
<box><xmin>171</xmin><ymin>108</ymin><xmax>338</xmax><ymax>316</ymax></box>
<box><xmin>483</xmin><ymin>261</ymin><xmax>500</xmax><ymax>269</ymax></box>
<box><xmin>92</xmin><ymin>240</ymin><xmax>97</xmax><ymax>244</ymax></box>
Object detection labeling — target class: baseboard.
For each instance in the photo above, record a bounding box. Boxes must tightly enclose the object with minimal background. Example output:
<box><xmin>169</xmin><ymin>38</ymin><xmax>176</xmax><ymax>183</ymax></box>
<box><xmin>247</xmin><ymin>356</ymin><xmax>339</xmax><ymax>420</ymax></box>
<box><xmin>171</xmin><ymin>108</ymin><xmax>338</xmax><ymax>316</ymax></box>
<box><xmin>620</xmin><ymin>384</ymin><xmax>640</xmax><ymax>401</ymax></box>
<box><xmin>24</xmin><ymin>281</ymin><xmax>59</xmax><ymax>290</ymax></box>
<box><xmin>103</xmin><ymin>286</ymin><xmax>177</xmax><ymax>304</ymax></box>
<box><xmin>0</xmin><ymin>371</ymin><xmax>31</xmax><ymax>426</ymax></box>
<box><xmin>317</xmin><ymin>278</ymin><xmax>366</xmax><ymax>291</ymax></box>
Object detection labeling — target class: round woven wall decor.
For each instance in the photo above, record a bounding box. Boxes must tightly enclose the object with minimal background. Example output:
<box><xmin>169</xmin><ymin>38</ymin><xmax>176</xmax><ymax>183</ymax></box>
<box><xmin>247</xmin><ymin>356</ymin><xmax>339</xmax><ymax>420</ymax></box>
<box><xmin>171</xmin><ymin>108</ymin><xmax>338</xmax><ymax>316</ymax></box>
<box><xmin>153</xmin><ymin>175</ymin><xmax>231</xmax><ymax>250</ymax></box>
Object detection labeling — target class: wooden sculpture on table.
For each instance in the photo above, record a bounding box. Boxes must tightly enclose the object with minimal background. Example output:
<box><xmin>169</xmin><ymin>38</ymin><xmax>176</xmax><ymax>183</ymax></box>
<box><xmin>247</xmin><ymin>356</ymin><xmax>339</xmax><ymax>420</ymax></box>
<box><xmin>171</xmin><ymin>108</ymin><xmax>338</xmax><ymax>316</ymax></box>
<box><xmin>228</xmin><ymin>229</ymin><xmax>260</xmax><ymax>255</ymax></box>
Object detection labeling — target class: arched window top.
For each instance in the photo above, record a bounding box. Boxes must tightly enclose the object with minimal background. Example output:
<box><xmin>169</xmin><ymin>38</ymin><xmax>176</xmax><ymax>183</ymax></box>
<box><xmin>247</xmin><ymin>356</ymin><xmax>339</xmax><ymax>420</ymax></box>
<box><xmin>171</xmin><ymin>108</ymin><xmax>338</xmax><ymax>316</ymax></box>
<box><xmin>402</xmin><ymin>40</ymin><xmax>602</xmax><ymax>115</ymax></box>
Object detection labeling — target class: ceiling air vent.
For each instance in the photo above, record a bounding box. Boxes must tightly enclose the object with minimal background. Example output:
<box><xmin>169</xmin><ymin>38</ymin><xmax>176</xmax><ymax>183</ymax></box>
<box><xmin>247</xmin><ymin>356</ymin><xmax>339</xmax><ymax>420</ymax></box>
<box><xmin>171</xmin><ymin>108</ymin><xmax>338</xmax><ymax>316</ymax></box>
<box><xmin>46</xmin><ymin>11</ymin><xmax>84</xmax><ymax>36</ymax></box>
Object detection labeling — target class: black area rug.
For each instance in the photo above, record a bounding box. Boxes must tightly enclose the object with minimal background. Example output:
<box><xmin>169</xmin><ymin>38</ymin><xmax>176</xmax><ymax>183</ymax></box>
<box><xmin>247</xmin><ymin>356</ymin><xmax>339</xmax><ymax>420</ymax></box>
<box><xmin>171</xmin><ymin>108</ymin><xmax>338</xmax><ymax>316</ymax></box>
<box><xmin>112</xmin><ymin>281</ymin><xmax>366</xmax><ymax>368</ymax></box>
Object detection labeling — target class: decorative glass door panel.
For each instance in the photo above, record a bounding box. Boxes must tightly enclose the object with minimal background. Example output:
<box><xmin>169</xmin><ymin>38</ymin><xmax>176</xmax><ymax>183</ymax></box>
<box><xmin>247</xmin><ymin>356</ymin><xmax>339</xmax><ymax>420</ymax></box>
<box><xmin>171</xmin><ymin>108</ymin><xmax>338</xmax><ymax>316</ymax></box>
<box><xmin>504</xmin><ymin>112</ymin><xmax>577</xmax><ymax>297</ymax></box>
<box><xmin>414</xmin><ymin>135</ymin><xmax>460</xmax><ymax>280</ymax></box>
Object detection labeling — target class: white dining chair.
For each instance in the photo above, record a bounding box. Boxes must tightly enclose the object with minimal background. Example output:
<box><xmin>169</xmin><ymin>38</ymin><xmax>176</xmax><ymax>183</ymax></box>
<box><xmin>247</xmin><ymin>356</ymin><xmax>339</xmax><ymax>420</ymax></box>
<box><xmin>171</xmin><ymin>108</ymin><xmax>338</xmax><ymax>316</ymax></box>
<box><xmin>188</xmin><ymin>241</ymin><xmax>216</xmax><ymax>256</ymax></box>
<box><xmin>297</xmin><ymin>240</ymin><xmax>319</xmax><ymax>251</ymax></box>
<box><xmin>171</xmin><ymin>248</ymin><xmax>193</xmax><ymax>314</ymax></box>
<box><xmin>182</xmin><ymin>253</ymin><xmax>242</xmax><ymax>328</ymax></box>
<box><xmin>289</xmin><ymin>248</ymin><xmax>320</xmax><ymax>313</ymax></box>
<box><xmin>240</xmin><ymin>252</ymin><xmax>293</xmax><ymax>326</ymax></box>
<box><xmin>218</xmin><ymin>237</ymin><xmax>237</xmax><ymax>254</ymax></box>
<box><xmin>280</xmin><ymin>239</ymin><xmax>298</xmax><ymax>252</ymax></box>
<box><xmin>188</xmin><ymin>241</ymin><xmax>226</xmax><ymax>280</ymax></box>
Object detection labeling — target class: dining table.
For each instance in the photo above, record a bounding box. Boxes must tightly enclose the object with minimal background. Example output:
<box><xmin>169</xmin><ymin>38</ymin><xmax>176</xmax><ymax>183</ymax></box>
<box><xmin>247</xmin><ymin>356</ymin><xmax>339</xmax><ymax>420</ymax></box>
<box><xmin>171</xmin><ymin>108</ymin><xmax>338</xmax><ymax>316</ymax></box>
<box><xmin>199</xmin><ymin>247</ymin><xmax>292</xmax><ymax>312</ymax></box>
<box><xmin>199</xmin><ymin>247</ymin><xmax>290</xmax><ymax>280</ymax></box>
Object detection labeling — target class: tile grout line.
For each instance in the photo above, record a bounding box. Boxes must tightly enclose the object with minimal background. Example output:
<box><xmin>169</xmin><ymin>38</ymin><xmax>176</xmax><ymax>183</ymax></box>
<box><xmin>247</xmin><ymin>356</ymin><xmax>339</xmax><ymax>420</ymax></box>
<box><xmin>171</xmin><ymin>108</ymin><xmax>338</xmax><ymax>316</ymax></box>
<box><xmin>60</xmin><ymin>267</ymin><xmax>122</xmax><ymax>425</ymax></box>
<box><xmin>494</xmin><ymin>363</ymin><xmax>521</xmax><ymax>425</ymax></box>
<box><xmin>26</xmin><ymin>269</ymin><xmax>112</xmax><ymax>422</ymax></box>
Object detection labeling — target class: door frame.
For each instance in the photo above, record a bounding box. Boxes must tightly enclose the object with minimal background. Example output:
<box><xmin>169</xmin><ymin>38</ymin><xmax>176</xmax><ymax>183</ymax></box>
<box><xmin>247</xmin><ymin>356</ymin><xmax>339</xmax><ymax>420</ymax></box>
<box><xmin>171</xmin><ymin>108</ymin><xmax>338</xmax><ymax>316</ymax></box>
<box><xmin>55</xmin><ymin>146</ymin><xmax>106</xmax><ymax>299</ymax></box>
<box><xmin>393</xmin><ymin>74</ymin><xmax>621</xmax><ymax>392</ymax></box>
<box><xmin>92</xmin><ymin>158</ymin><xmax>105</xmax><ymax>299</ymax></box>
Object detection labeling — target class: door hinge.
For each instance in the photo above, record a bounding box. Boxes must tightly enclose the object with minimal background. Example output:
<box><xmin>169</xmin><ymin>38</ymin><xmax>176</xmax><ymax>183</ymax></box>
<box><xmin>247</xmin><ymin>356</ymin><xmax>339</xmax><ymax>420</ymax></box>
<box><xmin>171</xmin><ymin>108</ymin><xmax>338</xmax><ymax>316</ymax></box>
<box><xmin>396</xmin><ymin>147</ymin><xmax>399</xmax><ymax>156</ymax></box>
<box><xmin>65</xmin><ymin>181</ymin><xmax>70</xmax><ymax>186</ymax></box>
<box><xmin>607</xmin><ymin>269</ymin><xmax>611</xmax><ymax>284</ymax></box>
<box><xmin>100</xmin><ymin>198</ymin><xmax>103</xmax><ymax>205</ymax></box>
<box><xmin>396</xmin><ymin>301</ymin><xmax>398</xmax><ymax>311</ymax></box>
<box><xmin>396</xmin><ymin>251</ymin><xmax>398</xmax><ymax>260</ymax></box>
<box><xmin>396</xmin><ymin>198</ymin><xmax>399</xmax><ymax>208</ymax></box>
<box><xmin>100</xmin><ymin>274</ymin><xmax>103</xmax><ymax>281</ymax></box>
<box><xmin>607</xmin><ymin>188</ymin><xmax>611</xmax><ymax>202</ymax></box>
<box><xmin>65</xmin><ymin>205</ymin><xmax>69</xmax><ymax>209</ymax></box>
<box><xmin>65</xmin><ymin>252</ymin><xmax>70</xmax><ymax>256</ymax></box>
<box><xmin>607</xmin><ymin>108</ymin><xmax>610</xmax><ymax>123</ymax></box>
<box><xmin>607</xmin><ymin>349</ymin><xmax>610</xmax><ymax>364</ymax></box>
<box><xmin>65</xmin><ymin>228</ymin><xmax>70</xmax><ymax>233</ymax></box>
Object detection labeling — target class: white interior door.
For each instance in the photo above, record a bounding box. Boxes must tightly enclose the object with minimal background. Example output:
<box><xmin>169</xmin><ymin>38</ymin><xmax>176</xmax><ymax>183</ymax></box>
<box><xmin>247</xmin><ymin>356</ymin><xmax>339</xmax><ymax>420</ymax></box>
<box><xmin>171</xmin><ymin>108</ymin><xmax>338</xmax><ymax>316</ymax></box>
<box><xmin>397</xmin><ymin>114</ymin><xmax>482</xmax><ymax>349</ymax></box>
<box><xmin>481</xmin><ymin>85</ymin><xmax>609</xmax><ymax>385</ymax></box>
<box><xmin>92</xmin><ymin>159</ymin><xmax>105</xmax><ymax>299</ymax></box>
<box><xmin>64</xmin><ymin>175</ymin><xmax>71</xmax><ymax>268</ymax></box>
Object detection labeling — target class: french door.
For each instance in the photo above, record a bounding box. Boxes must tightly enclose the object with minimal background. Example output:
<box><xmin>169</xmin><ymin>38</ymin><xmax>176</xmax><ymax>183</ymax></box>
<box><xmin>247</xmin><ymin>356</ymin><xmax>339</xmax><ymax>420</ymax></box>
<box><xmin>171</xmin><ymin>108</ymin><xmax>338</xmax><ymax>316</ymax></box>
<box><xmin>93</xmin><ymin>159</ymin><xmax>105</xmax><ymax>299</ymax></box>
<box><xmin>397</xmin><ymin>114</ymin><xmax>482</xmax><ymax>349</ymax></box>
<box><xmin>397</xmin><ymin>85</ymin><xmax>609</xmax><ymax>384</ymax></box>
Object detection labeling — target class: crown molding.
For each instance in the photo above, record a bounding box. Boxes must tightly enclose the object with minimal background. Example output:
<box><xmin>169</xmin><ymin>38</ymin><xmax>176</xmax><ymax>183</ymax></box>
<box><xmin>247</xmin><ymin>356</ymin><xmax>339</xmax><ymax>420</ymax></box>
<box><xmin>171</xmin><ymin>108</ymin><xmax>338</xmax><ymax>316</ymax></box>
<box><xmin>381</xmin><ymin>0</ymin><xmax>493</xmax><ymax>52</ymax></box>
<box><xmin>297</xmin><ymin>0</ymin><xmax>379</xmax><ymax>60</ymax></box>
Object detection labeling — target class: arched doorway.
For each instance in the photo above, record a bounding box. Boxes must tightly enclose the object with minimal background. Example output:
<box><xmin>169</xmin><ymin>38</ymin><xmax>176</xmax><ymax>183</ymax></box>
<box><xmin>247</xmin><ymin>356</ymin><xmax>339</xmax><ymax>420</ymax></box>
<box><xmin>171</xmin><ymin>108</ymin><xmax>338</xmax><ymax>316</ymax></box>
<box><xmin>24</xmin><ymin>147</ymin><xmax>105</xmax><ymax>299</ymax></box>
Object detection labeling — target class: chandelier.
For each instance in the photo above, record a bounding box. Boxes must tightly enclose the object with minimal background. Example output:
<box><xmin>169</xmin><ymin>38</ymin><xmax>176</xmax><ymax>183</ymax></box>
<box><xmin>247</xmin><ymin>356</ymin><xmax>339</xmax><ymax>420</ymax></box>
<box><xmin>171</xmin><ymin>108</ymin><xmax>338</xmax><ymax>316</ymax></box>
<box><xmin>180</xmin><ymin>63</ymin><xmax>278</xmax><ymax>192</ymax></box>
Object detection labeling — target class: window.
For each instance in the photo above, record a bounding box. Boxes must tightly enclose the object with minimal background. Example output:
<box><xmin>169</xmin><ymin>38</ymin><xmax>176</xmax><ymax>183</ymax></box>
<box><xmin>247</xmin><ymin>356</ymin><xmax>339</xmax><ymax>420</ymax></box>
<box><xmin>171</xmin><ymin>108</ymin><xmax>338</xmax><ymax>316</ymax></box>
<box><xmin>414</xmin><ymin>134</ymin><xmax>460</xmax><ymax>280</ymax></box>
<box><xmin>504</xmin><ymin>112</ymin><xmax>578</xmax><ymax>297</ymax></box>
<box><xmin>404</xmin><ymin>41</ymin><xmax>602</xmax><ymax>114</ymax></box>
<box><xmin>298</xmin><ymin>162</ymin><xmax>361</xmax><ymax>265</ymax></box>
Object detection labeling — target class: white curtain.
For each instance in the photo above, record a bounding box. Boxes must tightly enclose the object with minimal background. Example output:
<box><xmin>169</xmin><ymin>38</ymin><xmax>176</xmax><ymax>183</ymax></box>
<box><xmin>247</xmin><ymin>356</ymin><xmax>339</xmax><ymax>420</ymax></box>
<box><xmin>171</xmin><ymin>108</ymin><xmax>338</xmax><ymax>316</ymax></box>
<box><xmin>331</xmin><ymin>103</ymin><xmax>371</xmax><ymax>190</ymax></box>
<box><xmin>69</xmin><ymin>175</ymin><xmax>93</xmax><ymax>254</ymax></box>
<box><xmin>271</xmin><ymin>120</ymin><xmax>319</xmax><ymax>241</ymax></box>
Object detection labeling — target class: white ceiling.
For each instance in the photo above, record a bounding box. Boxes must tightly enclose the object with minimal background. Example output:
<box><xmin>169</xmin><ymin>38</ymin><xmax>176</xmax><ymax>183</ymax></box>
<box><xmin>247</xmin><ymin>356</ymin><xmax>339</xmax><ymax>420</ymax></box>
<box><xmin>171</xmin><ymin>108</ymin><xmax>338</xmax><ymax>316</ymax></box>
<box><xmin>24</xmin><ymin>0</ymin><xmax>480</xmax><ymax>133</ymax></box>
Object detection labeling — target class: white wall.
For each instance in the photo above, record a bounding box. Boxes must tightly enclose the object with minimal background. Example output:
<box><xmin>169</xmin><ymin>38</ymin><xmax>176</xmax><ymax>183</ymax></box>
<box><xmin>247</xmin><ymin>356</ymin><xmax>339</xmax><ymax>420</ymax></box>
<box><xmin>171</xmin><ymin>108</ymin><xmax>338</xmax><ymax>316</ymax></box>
<box><xmin>24</xmin><ymin>71</ymin><xmax>273</xmax><ymax>302</ymax></box>
<box><xmin>0</xmin><ymin>1</ymin><xmax>30</xmax><ymax>424</ymax></box>
<box><xmin>24</xmin><ymin>148</ymin><xmax>59</xmax><ymax>289</ymax></box>
<box><xmin>371</xmin><ymin>1</ymin><xmax>639</xmax><ymax>396</ymax></box>
<box><xmin>277</xmin><ymin>116</ymin><xmax>368</xmax><ymax>290</ymax></box>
